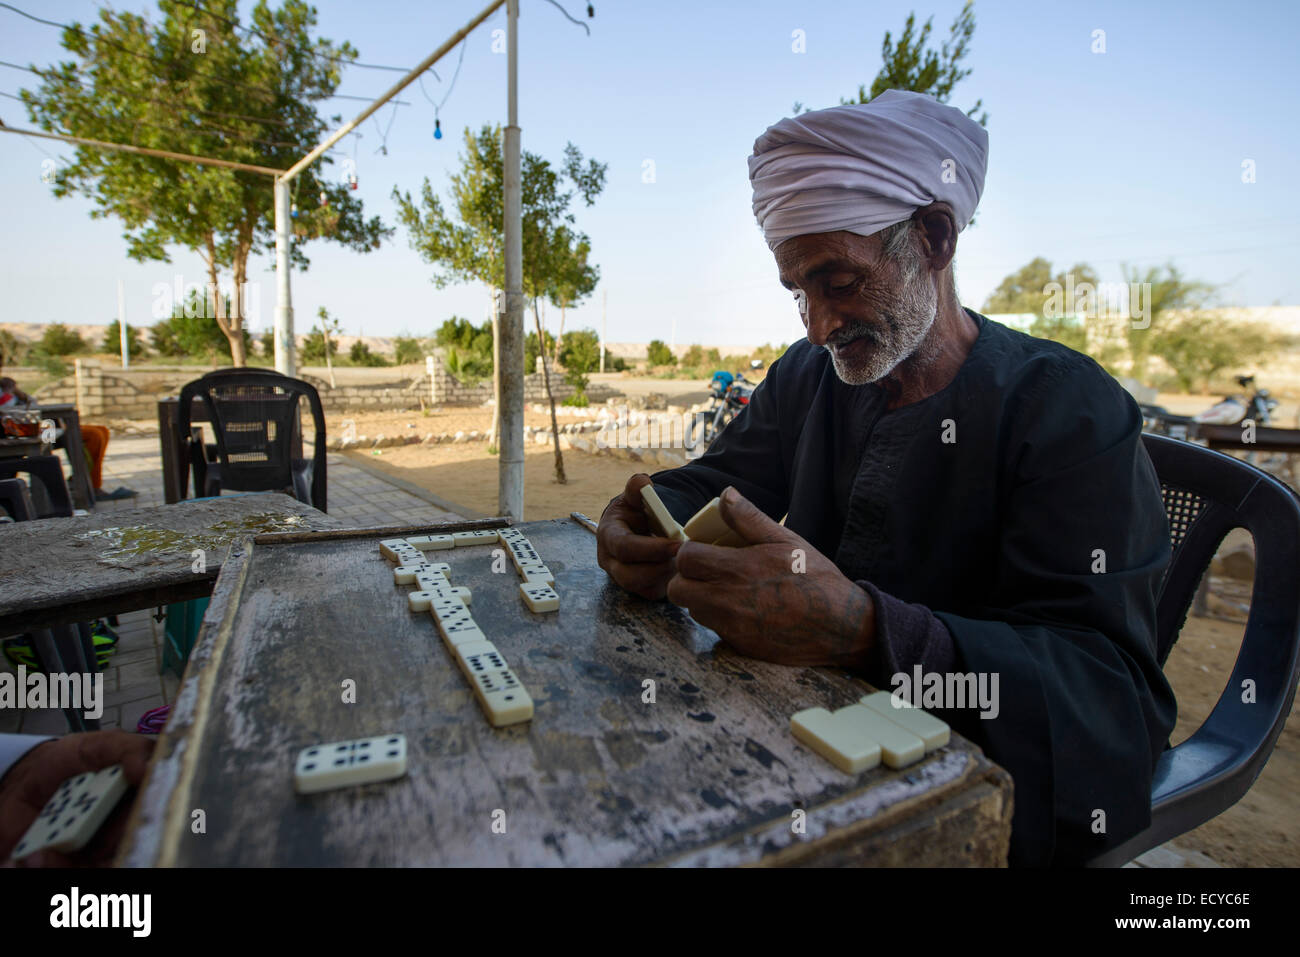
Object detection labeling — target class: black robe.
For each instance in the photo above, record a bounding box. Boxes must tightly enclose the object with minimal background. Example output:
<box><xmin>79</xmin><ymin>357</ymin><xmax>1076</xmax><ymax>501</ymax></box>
<box><xmin>649</xmin><ymin>310</ymin><xmax>1178</xmax><ymax>866</ymax></box>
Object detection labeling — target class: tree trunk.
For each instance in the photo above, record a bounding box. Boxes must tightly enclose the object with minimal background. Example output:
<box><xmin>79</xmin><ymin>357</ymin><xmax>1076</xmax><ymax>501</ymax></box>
<box><xmin>552</xmin><ymin>296</ymin><xmax>566</xmax><ymax>370</ymax></box>
<box><xmin>532</xmin><ymin>299</ymin><xmax>566</xmax><ymax>484</ymax></box>
<box><xmin>206</xmin><ymin>232</ymin><xmax>247</xmax><ymax>367</ymax></box>
<box><xmin>322</xmin><ymin>322</ymin><xmax>336</xmax><ymax>387</ymax></box>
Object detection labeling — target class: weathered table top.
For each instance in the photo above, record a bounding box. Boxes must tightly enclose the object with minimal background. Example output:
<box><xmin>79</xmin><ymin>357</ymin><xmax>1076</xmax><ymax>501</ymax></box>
<box><xmin>119</xmin><ymin>517</ymin><xmax>1012</xmax><ymax>867</ymax></box>
<box><xmin>0</xmin><ymin>492</ymin><xmax>343</xmax><ymax>634</ymax></box>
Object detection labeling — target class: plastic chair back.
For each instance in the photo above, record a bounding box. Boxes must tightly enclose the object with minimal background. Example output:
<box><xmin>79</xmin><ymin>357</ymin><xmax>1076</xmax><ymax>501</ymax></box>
<box><xmin>179</xmin><ymin>370</ymin><xmax>327</xmax><ymax>512</ymax></box>
<box><xmin>1088</xmin><ymin>434</ymin><xmax>1300</xmax><ymax>865</ymax></box>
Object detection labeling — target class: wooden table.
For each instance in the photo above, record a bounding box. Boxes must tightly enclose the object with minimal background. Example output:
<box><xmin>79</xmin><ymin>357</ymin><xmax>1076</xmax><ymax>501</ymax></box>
<box><xmin>119</xmin><ymin>517</ymin><xmax>1013</xmax><ymax>867</ymax></box>
<box><xmin>0</xmin><ymin>492</ymin><xmax>342</xmax><ymax>636</ymax></box>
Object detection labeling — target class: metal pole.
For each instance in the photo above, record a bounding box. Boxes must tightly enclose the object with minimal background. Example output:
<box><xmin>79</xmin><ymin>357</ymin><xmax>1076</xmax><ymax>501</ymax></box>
<box><xmin>499</xmin><ymin>0</ymin><xmax>524</xmax><ymax>520</ymax></box>
<box><xmin>600</xmin><ymin>287</ymin><xmax>607</xmax><ymax>374</ymax></box>
<box><xmin>117</xmin><ymin>279</ymin><xmax>129</xmax><ymax>369</ymax></box>
<box><xmin>273</xmin><ymin>178</ymin><xmax>295</xmax><ymax>376</ymax></box>
<box><xmin>0</xmin><ymin>126</ymin><xmax>283</xmax><ymax>176</ymax></box>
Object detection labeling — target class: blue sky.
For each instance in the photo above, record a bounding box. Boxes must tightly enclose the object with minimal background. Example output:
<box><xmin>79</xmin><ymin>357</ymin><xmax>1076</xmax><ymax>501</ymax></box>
<box><xmin>1</xmin><ymin>0</ymin><xmax>1298</xmax><ymax>347</ymax></box>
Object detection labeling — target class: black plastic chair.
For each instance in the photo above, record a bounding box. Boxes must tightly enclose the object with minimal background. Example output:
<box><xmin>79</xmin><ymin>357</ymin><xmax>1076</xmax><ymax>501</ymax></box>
<box><xmin>179</xmin><ymin>370</ymin><xmax>327</xmax><ymax>512</ymax></box>
<box><xmin>0</xmin><ymin>455</ymin><xmax>74</xmax><ymax>518</ymax></box>
<box><xmin>0</xmin><ymin>477</ymin><xmax>36</xmax><ymax>521</ymax></box>
<box><xmin>1088</xmin><ymin>434</ymin><xmax>1300</xmax><ymax>866</ymax></box>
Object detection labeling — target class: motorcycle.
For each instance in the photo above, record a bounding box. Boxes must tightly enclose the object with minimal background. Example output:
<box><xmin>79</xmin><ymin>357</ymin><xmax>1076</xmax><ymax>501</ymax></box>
<box><xmin>1193</xmin><ymin>374</ymin><xmax>1278</xmax><ymax>428</ymax></box>
<box><xmin>687</xmin><ymin>371</ymin><xmax>756</xmax><ymax>453</ymax></box>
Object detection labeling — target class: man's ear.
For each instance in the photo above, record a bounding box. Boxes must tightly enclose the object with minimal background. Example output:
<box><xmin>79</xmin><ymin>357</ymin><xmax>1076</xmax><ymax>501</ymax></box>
<box><xmin>912</xmin><ymin>203</ymin><xmax>958</xmax><ymax>273</ymax></box>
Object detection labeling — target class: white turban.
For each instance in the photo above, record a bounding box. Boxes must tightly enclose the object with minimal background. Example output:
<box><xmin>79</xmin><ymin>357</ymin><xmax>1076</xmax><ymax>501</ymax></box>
<box><xmin>747</xmin><ymin>90</ymin><xmax>988</xmax><ymax>251</ymax></box>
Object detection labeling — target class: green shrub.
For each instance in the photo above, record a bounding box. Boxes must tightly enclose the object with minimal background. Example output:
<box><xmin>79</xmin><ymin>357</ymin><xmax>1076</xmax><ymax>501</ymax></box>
<box><xmin>39</xmin><ymin>323</ymin><xmax>86</xmax><ymax>356</ymax></box>
<box><xmin>647</xmin><ymin>339</ymin><xmax>674</xmax><ymax>366</ymax></box>
<box><xmin>393</xmin><ymin>335</ymin><xmax>424</xmax><ymax>365</ymax></box>
<box><xmin>349</xmin><ymin>341</ymin><xmax>389</xmax><ymax>367</ymax></box>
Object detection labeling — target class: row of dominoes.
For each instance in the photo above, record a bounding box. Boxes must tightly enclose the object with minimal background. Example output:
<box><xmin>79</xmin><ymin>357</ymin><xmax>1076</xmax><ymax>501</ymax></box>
<box><xmin>495</xmin><ymin>527</ymin><xmax>561</xmax><ymax>612</ymax></box>
<box><xmin>640</xmin><ymin>485</ymin><xmax>746</xmax><ymax>547</ymax></box>
<box><xmin>790</xmin><ymin>692</ymin><xmax>951</xmax><ymax>774</ymax></box>
<box><xmin>382</xmin><ymin>532</ymin><xmax>536</xmax><ymax>728</ymax></box>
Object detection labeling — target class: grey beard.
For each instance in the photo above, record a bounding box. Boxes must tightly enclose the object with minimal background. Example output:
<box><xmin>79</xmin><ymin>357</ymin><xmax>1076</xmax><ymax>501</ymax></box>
<box><xmin>826</xmin><ymin>262</ymin><xmax>938</xmax><ymax>385</ymax></box>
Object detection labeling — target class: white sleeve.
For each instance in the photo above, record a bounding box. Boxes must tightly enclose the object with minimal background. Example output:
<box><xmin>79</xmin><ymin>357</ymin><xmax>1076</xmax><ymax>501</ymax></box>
<box><xmin>0</xmin><ymin>733</ymin><xmax>55</xmax><ymax>783</ymax></box>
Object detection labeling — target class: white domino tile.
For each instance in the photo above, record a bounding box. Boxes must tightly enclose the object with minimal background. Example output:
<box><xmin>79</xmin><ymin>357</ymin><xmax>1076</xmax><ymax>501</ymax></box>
<box><xmin>469</xmin><ymin>668</ymin><xmax>534</xmax><ymax>726</ymax></box>
<box><xmin>407</xmin><ymin>534</ymin><xmax>454</xmax><ymax>551</ymax></box>
<box><xmin>294</xmin><ymin>734</ymin><xmax>407</xmax><ymax>794</ymax></box>
<box><xmin>453</xmin><ymin>530</ymin><xmax>499</xmax><ymax>546</ymax></box>
<box><xmin>9</xmin><ymin>765</ymin><xmax>129</xmax><ymax>860</ymax></box>
<box><xmin>519</xmin><ymin>582</ymin><xmax>559</xmax><ymax>612</ymax></box>
<box><xmin>859</xmin><ymin>692</ymin><xmax>950</xmax><ymax>751</ymax></box>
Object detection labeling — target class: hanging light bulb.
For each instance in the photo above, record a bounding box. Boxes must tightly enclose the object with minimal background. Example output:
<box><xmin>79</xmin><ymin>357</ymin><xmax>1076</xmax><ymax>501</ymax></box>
<box><xmin>319</xmin><ymin>190</ymin><xmax>328</xmax><ymax>207</ymax></box>
<box><xmin>351</xmin><ymin>177</ymin><xmax>358</xmax><ymax>191</ymax></box>
<box><xmin>587</xmin><ymin>3</ymin><xmax>594</xmax><ymax>16</ymax></box>
<box><xmin>434</xmin><ymin>118</ymin><xmax>442</xmax><ymax>140</ymax></box>
<box><xmin>291</xmin><ymin>202</ymin><xmax>299</xmax><ymax>219</ymax></box>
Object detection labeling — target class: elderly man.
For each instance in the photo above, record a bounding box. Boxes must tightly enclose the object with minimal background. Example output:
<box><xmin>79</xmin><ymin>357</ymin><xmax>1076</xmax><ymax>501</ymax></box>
<box><xmin>596</xmin><ymin>90</ymin><xmax>1177</xmax><ymax>867</ymax></box>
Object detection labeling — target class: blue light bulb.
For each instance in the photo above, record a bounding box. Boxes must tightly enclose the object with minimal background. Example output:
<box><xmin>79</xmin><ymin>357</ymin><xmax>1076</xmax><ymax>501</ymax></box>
<box><xmin>434</xmin><ymin>119</ymin><xmax>442</xmax><ymax>140</ymax></box>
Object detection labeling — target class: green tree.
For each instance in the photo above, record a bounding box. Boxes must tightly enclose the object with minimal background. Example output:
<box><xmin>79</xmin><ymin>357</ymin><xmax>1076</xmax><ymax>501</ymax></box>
<box><xmin>984</xmin><ymin>258</ymin><xmax>1100</xmax><ymax>318</ymax></box>
<box><xmin>301</xmin><ymin>326</ymin><xmax>337</xmax><ymax>364</ymax></box>
<box><xmin>22</xmin><ymin>0</ymin><xmax>391</xmax><ymax>366</ymax></box>
<box><xmin>393</xmin><ymin>335</ymin><xmax>423</xmax><ymax>365</ymax></box>
<box><xmin>1123</xmin><ymin>264</ymin><xmax>1217</xmax><ymax>382</ymax></box>
<box><xmin>102</xmin><ymin>320</ymin><xmax>146</xmax><ymax>359</ymax></box>
<box><xmin>1148</xmin><ymin>315</ymin><xmax>1291</xmax><ymax>394</ymax></box>
<box><xmin>647</xmin><ymin>340</ymin><xmax>675</xmax><ymax>366</ymax></box>
<box><xmin>349</xmin><ymin>340</ymin><xmax>388</xmax><ymax>367</ymax></box>
<box><xmin>524</xmin><ymin>329</ymin><xmax>557</xmax><ymax>375</ymax></box>
<box><xmin>558</xmin><ymin>329</ymin><xmax>601</xmax><ymax>375</ymax></box>
<box><xmin>395</xmin><ymin>127</ymin><xmax>607</xmax><ymax>483</ymax></box>
<box><xmin>260</xmin><ymin>329</ymin><xmax>275</xmax><ymax>358</ymax></box>
<box><xmin>838</xmin><ymin>1</ymin><xmax>986</xmax><ymax>125</ymax></box>
<box><xmin>39</xmin><ymin>323</ymin><xmax>87</xmax><ymax>356</ymax></box>
<box><xmin>0</xmin><ymin>330</ymin><xmax>26</xmax><ymax>367</ymax></box>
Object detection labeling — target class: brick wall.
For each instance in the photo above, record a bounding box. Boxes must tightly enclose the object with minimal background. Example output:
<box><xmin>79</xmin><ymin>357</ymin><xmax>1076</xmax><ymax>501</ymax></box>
<box><xmin>28</xmin><ymin>355</ymin><xmax>617</xmax><ymax>418</ymax></box>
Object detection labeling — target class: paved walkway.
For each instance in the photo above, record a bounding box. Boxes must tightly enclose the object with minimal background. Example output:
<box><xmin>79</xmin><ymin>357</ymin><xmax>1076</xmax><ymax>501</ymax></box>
<box><xmin>2</xmin><ymin>430</ymin><xmax>467</xmax><ymax>736</ymax></box>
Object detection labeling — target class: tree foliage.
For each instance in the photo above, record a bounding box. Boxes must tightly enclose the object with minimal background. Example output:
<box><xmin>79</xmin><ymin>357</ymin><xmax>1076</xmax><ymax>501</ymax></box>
<box><xmin>646</xmin><ymin>340</ymin><xmax>675</xmax><ymax>366</ymax></box>
<box><xmin>393</xmin><ymin>335</ymin><xmax>423</xmax><ymax>365</ymax></box>
<box><xmin>827</xmin><ymin>1</ymin><xmax>986</xmax><ymax>124</ymax></box>
<box><xmin>983</xmin><ymin>258</ymin><xmax>1100</xmax><ymax>316</ymax></box>
<box><xmin>38</xmin><ymin>323</ymin><xmax>87</xmax><ymax>356</ymax></box>
<box><xmin>102</xmin><ymin>320</ymin><xmax>147</xmax><ymax>359</ymax></box>
<box><xmin>21</xmin><ymin>0</ymin><xmax>391</xmax><ymax>366</ymax></box>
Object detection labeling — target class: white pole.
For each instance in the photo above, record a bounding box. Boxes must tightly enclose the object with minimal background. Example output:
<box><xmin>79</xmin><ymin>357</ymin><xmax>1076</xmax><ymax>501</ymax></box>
<box><xmin>499</xmin><ymin>0</ymin><xmax>525</xmax><ymax>520</ymax></box>
<box><xmin>273</xmin><ymin>178</ymin><xmax>295</xmax><ymax>376</ymax></box>
<box><xmin>117</xmin><ymin>279</ymin><xmax>129</xmax><ymax>369</ymax></box>
<box><xmin>600</xmin><ymin>287</ymin><xmax>607</xmax><ymax>374</ymax></box>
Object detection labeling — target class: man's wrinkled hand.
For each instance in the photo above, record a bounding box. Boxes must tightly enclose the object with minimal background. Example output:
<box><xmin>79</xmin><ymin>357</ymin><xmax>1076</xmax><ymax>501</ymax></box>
<box><xmin>0</xmin><ymin>731</ymin><xmax>156</xmax><ymax>867</ymax></box>
<box><xmin>666</xmin><ymin>486</ymin><xmax>875</xmax><ymax>668</ymax></box>
<box><xmin>597</xmin><ymin>473</ymin><xmax>683</xmax><ymax>600</ymax></box>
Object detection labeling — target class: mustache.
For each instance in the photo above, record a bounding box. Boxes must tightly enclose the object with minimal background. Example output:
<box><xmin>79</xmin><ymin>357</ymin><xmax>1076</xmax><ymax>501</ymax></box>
<box><xmin>825</xmin><ymin>322</ymin><xmax>880</xmax><ymax>350</ymax></box>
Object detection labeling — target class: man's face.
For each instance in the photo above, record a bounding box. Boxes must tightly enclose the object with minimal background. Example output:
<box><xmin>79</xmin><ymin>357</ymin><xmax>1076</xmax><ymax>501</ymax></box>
<box><xmin>776</xmin><ymin>228</ymin><xmax>937</xmax><ymax>385</ymax></box>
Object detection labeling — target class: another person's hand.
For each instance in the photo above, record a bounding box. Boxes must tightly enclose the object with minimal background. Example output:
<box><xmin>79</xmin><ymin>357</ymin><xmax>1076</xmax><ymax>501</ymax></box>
<box><xmin>0</xmin><ymin>731</ymin><xmax>156</xmax><ymax>867</ymax></box>
<box><xmin>666</xmin><ymin>486</ymin><xmax>876</xmax><ymax>668</ymax></box>
<box><xmin>596</xmin><ymin>473</ymin><xmax>683</xmax><ymax>600</ymax></box>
